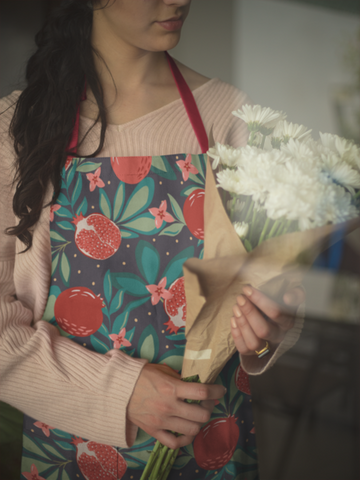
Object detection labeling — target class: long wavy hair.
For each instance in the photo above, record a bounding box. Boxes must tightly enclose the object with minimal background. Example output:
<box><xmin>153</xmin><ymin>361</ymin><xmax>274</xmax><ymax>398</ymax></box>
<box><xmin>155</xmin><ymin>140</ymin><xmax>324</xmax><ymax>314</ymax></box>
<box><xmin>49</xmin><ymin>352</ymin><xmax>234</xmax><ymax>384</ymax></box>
<box><xmin>6</xmin><ymin>0</ymin><xmax>108</xmax><ymax>251</ymax></box>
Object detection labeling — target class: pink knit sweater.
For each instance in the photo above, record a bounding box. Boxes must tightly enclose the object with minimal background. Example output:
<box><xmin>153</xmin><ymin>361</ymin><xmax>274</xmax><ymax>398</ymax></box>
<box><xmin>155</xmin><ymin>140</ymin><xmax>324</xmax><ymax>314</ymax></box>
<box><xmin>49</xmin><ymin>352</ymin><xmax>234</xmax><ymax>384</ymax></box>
<box><xmin>0</xmin><ymin>80</ymin><xmax>303</xmax><ymax>448</ymax></box>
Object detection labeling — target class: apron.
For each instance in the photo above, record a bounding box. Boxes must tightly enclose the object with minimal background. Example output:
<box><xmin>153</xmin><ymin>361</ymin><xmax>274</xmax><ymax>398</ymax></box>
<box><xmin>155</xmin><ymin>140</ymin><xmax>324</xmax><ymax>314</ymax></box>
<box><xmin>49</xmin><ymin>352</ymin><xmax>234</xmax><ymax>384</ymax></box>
<box><xmin>20</xmin><ymin>53</ymin><xmax>258</xmax><ymax>480</ymax></box>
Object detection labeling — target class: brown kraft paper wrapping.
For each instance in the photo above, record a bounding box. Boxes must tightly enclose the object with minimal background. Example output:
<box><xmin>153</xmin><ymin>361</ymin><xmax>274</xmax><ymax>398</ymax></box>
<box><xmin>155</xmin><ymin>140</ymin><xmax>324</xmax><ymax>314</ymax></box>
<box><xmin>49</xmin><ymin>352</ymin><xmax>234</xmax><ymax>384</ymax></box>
<box><xmin>181</xmin><ymin>152</ymin><xmax>360</xmax><ymax>384</ymax></box>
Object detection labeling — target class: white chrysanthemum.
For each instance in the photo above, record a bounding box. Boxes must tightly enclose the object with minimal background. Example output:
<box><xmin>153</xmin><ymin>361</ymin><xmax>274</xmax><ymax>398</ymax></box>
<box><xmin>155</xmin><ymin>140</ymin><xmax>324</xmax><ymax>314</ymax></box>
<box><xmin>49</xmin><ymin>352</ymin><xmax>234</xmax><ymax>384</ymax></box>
<box><xmin>272</xmin><ymin>120</ymin><xmax>312</xmax><ymax>142</ymax></box>
<box><xmin>216</xmin><ymin>168</ymin><xmax>244</xmax><ymax>195</ymax></box>
<box><xmin>233</xmin><ymin>221</ymin><xmax>249</xmax><ymax>238</ymax></box>
<box><xmin>232</xmin><ymin>104</ymin><xmax>286</xmax><ymax>130</ymax></box>
<box><xmin>313</xmin><ymin>183</ymin><xmax>359</xmax><ymax>227</ymax></box>
<box><xmin>320</xmin><ymin>152</ymin><xmax>360</xmax><ymax>191</ymax></box>
<box><xmin>281</xmin><ymin>138</ymin><xmax>317</xmax><ymax>163</ymax></box>
<box><xmin>319</xmin><ymin>133</ymin><xmax>360</xmax><ymax>170</ymax></box>
<box><xmin>208</xmin><ymin>143</ymin><xmax>242</xmax><ymax>170</ymax></box>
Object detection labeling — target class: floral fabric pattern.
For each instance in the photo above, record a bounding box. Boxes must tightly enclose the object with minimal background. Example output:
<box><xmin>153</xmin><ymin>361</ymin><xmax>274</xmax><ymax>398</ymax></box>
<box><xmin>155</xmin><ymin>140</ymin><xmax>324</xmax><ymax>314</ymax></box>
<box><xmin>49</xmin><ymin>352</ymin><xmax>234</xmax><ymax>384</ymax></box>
<box><xmin>21</xmin><ymin>153</ymin><xmax>258</xmax><ymax>480</ymax></box>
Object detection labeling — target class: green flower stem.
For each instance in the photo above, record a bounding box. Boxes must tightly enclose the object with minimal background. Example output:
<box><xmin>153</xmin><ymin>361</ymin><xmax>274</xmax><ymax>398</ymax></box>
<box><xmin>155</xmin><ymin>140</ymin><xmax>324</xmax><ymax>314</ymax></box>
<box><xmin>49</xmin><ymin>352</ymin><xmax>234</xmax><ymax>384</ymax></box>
<box><xmin>140</xmin><ymin>441</ymin><xmax>161</xmax><ymax>480</ymax></box>
<box><xmin>248</xmin><ymin>208</ymin><xmax>258</xmax><ymax>242</ymax></box>
<box><xmin>230</xmin><ymin>195</ymin><xmax>237</xmax><ymax>222</ymax></box>
<box><xmin>266</xmin><ymin>219</ymin><xmax>280</xmax><ymax>239</ymax></box>
<box><xmin>355</xmin><ymin>190</ymin><xmax>360</xmax><ymax>198</ymax></box>
<box><xmin>257</xmin><ymin>217</ymin><xmax>270</xmax><ymax>246</ymax></box>
<box><xmin>244</xmin><ymin>198</ymin><xmax>254</xmax><ymax>224</ymax></box>
<box><xmin>260</xmin><ymin>134</ymin><xmax>267</xmax><ymax>149</ymax></box>
<box><xmin>248</xmin><ymin>130</ymin><xmax>257</xmax><ymax>147</ymax></box>
<box><xmin>158</xmin><ymin>448</ymin><xmax>174</xmax><ymax>479</ymax></box>
<box><xmin>149</xmin><ymin>445</ymin><xmax>169</xmax><ymax>480</ymax></box>
<box><xmin>161</xmin><ymin>448</ymin><xmax>180</xmax><ymax>480</ymax></box>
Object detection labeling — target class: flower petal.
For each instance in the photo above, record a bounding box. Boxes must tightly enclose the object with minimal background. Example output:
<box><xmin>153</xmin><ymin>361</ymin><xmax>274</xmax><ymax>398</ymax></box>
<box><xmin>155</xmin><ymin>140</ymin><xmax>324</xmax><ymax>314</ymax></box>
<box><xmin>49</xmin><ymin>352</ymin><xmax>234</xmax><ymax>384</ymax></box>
<box><xmin>146</xmin><ymin>284</ymin><xmax>158</xmax><ymax>294</ymax></box>
<box><xmin>158</xmin><ymin>277</ymin><xmax>167</xmax><ymax>289</ymax></box>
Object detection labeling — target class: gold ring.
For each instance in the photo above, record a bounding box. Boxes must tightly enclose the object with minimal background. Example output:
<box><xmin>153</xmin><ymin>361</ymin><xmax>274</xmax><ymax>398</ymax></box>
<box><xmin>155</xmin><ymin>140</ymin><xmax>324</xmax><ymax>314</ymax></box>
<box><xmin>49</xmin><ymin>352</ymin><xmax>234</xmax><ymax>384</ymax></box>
<box><xmin>255</xmin><ymin>341</ymin><xmax>270</xmax><ymax>358</ymax></box>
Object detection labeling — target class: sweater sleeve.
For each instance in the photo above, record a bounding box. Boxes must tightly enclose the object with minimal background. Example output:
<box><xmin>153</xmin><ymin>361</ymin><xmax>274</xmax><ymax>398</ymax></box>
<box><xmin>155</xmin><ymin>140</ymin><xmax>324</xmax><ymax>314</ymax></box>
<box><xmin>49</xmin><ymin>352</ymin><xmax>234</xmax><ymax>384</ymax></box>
<box><xmin>0</xmin><ymin>92</ymin><xmax>147</xmax><ymax>448</ymax></box>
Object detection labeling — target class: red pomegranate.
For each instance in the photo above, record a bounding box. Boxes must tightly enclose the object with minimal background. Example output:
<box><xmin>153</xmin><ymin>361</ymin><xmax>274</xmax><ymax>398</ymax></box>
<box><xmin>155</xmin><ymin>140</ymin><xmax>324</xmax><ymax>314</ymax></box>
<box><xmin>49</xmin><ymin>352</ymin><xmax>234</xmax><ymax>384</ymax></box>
<box><xmin>54</xmin><ymin>287</ymin><xmax>104</xmax><ymax>336</ymax></box>
<box><xmin>163</xmin><ymin>277</ymin><xmax>186</xmax><ymax>334</ymax></box>
<box><xmin>110</xmin><ymin>156</ymin><xmax>152</xmax><ymax>184</ymax></box>
<box><xmin>71</xmin><ymin>437</ymin><xmax>127</xmax><ymax>480</ymax></box>
<box><xmin>235</xmin><ymin>365</ymin><xmax>251</xmax><ymax>395</ymax></box>
<box><xmin>194</xmin><ymin>415</ymin><xmax>239</xmax><ymax>470</ymax></box>
<box><xmin>183</xmin><ymin>189</ymin><xmax>205</xmax><ymax>239</ymax></box>
<box><xmin>72</xmin><ymin>213</ymin><xmax>121</xmax><ymax>260</ymax></box>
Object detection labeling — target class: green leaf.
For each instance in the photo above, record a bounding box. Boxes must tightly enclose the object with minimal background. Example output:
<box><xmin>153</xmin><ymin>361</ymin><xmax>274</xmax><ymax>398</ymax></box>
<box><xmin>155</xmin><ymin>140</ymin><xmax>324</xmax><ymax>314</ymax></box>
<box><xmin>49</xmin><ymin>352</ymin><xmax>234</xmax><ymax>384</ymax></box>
<box><xmin>109</xmin><ymin>289</ymin><xmax>124</xmax><ymax>315</ymax></box>
<box><xmin>50</xmin><ymin>231</ymin><xmax>66</xmax><ymax>243</ymax></box>
<box><xmin>135</xmin><ymin>240</ymin><xmax>160</xmax><ymax>284</ymax></box>
<box><xmin>113</xmin><ymin>182</ymin><xmax>125</xmax><ymax>221</ymax></box>
<box><xmin>119</xmin><ymin>230</ymin><xmax>139</xmax><ymax>239</ymax></box>
<box><xmin>22</xmin><ymin>434</ymin><xmax>50</xmax><ymax>460</ymax></box>
<box><xmin>151</xmin><ymin>156</ymin><xmax>177</xmax><ymax>180</ymax></box>
<box><xmin>190</xmin><ymin>154</ymin><xmax>205</xmax><ymax>179</ymax></box>
<box><xmin>159</xmin><ymin>350</ymin><xmax>184</xmax><ymax>372</ymax></box>
<box><xmin>61</xmin><ymin>470</ymin><xmax>71</xmax><ymax>480</ymax></box>
<box><xmin>53</xmin><ymin>440</ymin><xmax>75</xmax><ymax>452</ymax></box>
<box><xmin>52</xmin><ymin>429</ymin><xmax>72</xmax><ymax>440</ymax></box>
<box><xmin>122</xmin><ymin>213</ymin><xmax>160</xmax><ymax>235</ymax></box>
<box><xmin>126</xmin><ymin>326</ymin><xmax>135</xmax><ymax>344</ymax></box>
<box><xmin>103</xmin><ymin>269</ymin><xmax>112</xmax><ymax>304</ymax></box>
<box><xmin>21</xmin><ymin>457</ymin><xmax>53</xmax><ymax>474</ymax></box>
<box><xmin>57</xmin><ymin>221</ymin><xmax>75</xmax><ymax>231</ymax></box>
<box><xmin>126</xmin><ymin>448</ymin><xmax>151</xmax><ymax>464</ymax></box>
<box><xmin>76</xmin><ymin>196</ymin><xmax>88</xmax><ymax>216</ymax></box>
<box><xmin>180</xmin><ymin>185</ymin><xmax>199</xmax><ymax>197</ymax></box>
<box><xmin>232</xmin><ymin>393</ymin><xmax>244</xmax><ymax>414</ymax></box>
<box><xmin>42</xmin><ymin>443</ymin><xmax>66</xmax><ymax>460</ymax></box>
<box><xmin>111</xmin><ymin>273</ymin><xmax>148</xmax><ymax>297</ymax></box>
<box><xmin>112</xmin><ymin>311</ymin><xmax>129</xmax><ymax>334</ymax></box>
<box><xmin>120</xmin><ymin>178</ymin><xmax>154</xmax><ymax>222</ymax></box>
<box><xmin>91</xmin><ymin>335</ymin><xmax>110</xmax><ymax>354</ymax></box>
<box><xmin>173</xmin><ymin>454</ymin><xmax>191</xmax><ymax>469</ymax></box>
<box><xmin>188</xmin><ymin>172</ymin><xmax>204</xmax><ymax>186</ymax></box>
<box><xmin>46</xmin><ymin>470</ymin><xmax>61</xmax><ymax>480</ymax></box>
<box><xmin>76</xmin><ymin>162</ymin><xmax>102</xmax><ymax>173</ymax></box>
<box><xmin>133</xmin><ymin>428</ymin><xmax>152</xmax><ymax>447</ymax></box>
<box><xmin>159</xmin><ymin>223</ymin><xmax>185</xmax><ymax>237</ymax></box>
<box><xmin>56</xmin><ymin>193</ymin><xmax>70</xmax><ymax>206</ymax></box>
<box><xmin>231</xmin><ymin>447</ymin><xmax>258</xmax><ymax>465</ymax></box>
<box><xmin>66</xmin><ymin>162</ymin><xmax>77</xmax><ymax>187</ymax></box>
<box><xmin>167</xmin><ymin>193</ymin><xmax>185</xmax><ymax>223</ymax></box>
<box><xmin>182</xmin><ymin>442</ymin><xmax>194</xmax><ymax>458</ymax></box>
<box><xmin>99</xmin><ymin>189</ymin><xmax>112</xmax><ymax>219</ymax></box>
<box><xmin>53</xmin><ymin>207</ymin><xmax>73</xmax><ymax>219</ymax></box>
<box><xmin>162</xmin><ymin>246</ymin><xmax>194</xmax><ymax>286</ymax></box>
<box><xmin>138</xmin><ymin>324</ymin><xmax>159</xmax><ymax>362</ymax></box>
<box><xmin>71</xmin><ymin>174</ymin><xmax>82</xmax><ymax>206</ymax></box>
<box><xmin>43</xmin><ymin>294</ymin><xmax>57</xmax><ymax>321</ymax></box>
<box><xmin>60</xmin><ymin>252</ymin><xmax>70</xmax><ymax>286</ymax></box>
<box><xmin>51</xmin><ymin>254</ymin><xmax>59</xmax><ymax>276</ymax></box>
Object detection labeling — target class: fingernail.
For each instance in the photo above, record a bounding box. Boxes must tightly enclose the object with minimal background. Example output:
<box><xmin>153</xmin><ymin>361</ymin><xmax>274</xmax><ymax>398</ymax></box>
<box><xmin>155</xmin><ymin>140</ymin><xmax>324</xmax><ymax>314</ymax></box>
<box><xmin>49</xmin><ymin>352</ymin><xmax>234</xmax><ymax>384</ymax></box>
<box><xmin>231</xmin><ymin>317</ymin><xmax>237</xmax><ymax>329</ymax></box>
<box><xmin>238</xmin><ymin>295</ymin><xmax>246</xmax><ymax>306</ymax></box>
<box><xmin>243</xmin><ymin>286</ymin><xmax>252</xmax><ymax>296</ymax></box>
<box><xmin>233</xmin><ymin>305</ymin><xmax>242</xmax><ymax>317</ymax></box>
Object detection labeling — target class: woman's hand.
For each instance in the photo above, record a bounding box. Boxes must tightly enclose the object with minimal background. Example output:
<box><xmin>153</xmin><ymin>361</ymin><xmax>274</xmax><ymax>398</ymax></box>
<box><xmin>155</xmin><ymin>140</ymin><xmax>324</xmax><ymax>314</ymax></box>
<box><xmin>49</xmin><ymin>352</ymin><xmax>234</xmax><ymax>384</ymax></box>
<box><xmin>127</xmin><ymin>363</ymin><xmax>226</xmax><ymax>449</ymax></box>
<box><xmin>230</xmin><ymin>285</ymin><xmax>305</xmax><ymax>356</ymax></box>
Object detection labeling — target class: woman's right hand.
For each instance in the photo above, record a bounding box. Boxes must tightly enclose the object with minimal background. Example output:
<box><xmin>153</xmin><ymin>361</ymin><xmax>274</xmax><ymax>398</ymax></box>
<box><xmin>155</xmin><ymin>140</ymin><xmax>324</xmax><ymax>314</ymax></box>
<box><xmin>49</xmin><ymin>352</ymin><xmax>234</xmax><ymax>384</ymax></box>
<box><xmin>127</xmin><ymin>363</ymin><xmax>226</xmax><ymax>449</ymax></box>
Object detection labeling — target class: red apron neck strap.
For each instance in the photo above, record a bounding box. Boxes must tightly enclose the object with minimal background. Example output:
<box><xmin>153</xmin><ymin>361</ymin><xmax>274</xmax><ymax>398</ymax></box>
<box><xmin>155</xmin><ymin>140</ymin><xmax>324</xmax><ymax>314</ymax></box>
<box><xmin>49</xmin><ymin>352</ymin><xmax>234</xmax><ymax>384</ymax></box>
<box><xmin>165</xmin><ymin>51</ymin><xmax>209</xmax><ymax>154</ymax></box>
<box><xmin>68</xmin><ymin>56</ymin><xmax>209</xmax><ymax>155</ymax></box>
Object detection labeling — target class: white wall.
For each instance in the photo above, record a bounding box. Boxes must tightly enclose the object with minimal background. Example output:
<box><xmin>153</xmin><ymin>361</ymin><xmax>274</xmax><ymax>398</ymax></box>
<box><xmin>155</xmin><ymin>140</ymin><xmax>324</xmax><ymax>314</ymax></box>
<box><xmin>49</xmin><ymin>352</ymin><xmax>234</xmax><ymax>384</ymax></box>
<box><xmin>233</xmin><ymin>0</ymin><xmax>360</xmax><ymax>136</ymax></box>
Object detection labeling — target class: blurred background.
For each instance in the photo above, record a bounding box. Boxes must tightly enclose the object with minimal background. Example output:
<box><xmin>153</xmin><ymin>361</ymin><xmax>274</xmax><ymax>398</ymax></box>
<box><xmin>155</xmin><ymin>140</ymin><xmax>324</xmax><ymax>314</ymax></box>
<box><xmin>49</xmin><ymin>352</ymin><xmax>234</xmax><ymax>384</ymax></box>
<box><xmin>1</xmin><ymin>0</ymin><xmax>359</xmax><ymax>479</ymax></box>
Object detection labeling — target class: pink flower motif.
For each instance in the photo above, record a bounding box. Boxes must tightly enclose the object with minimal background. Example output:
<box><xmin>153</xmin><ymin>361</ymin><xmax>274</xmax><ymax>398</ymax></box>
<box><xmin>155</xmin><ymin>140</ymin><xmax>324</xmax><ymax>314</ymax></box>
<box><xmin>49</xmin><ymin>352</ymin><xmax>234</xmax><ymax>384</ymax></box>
<box><xmin>176</xmin><ymin>154</ymin><xmax>199</xmax><ymax>181</ymax></box>
<box><xmin>33</xmin><ymin>421</ymin><xmax>54</xmax><ymax>437</ymax></box>
<box><xmin>65</xmin><ymin>156</ymin><xmax>73</xmax><ymax>171</ymax></box>
<box><xmin>22</xmin><ymin>464</ymin><xmax>46</xmax><ymax>480</ymax></box>
<box><xmin>109</xmin><ymin>328</ymin><xmax>132</xmax><ymax>349</ymax></box>
<box><xmin>146</xmin><ymin>277</ymin><xmax>173</xmax><ymax>306</ymax></box>
<box><xmin>149</xmin><ymin>200</ymin><xmax>175</xmax><ymax>229</ymax></box>
<box><xmin>49</xmin><ymin>204</ymin><xmax>61</xmax><ymax>222</ymax></box>
<box><xmin>86</xmin><ymin>167</ymin><xmax>105</xmax><ymax>192</ymax></box>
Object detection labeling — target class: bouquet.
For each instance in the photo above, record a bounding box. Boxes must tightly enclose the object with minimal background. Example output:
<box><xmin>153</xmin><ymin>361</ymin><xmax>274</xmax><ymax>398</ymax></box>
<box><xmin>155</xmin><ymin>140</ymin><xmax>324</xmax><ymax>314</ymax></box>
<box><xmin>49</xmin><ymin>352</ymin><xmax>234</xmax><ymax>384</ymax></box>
<box><xmin>141</xmin><ymin>106</ymin><xmax>360</xmax><ymax>479</ymax></box>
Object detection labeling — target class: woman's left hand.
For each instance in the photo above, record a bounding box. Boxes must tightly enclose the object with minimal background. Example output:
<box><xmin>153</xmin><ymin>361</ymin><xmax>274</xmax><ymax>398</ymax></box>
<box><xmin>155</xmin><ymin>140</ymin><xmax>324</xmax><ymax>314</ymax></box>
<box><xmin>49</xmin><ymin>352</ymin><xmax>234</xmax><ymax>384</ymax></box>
<box><xmin>230</xmin><ymin>285</ymin><xmax>305</xmax><ymax>356</ymax></box>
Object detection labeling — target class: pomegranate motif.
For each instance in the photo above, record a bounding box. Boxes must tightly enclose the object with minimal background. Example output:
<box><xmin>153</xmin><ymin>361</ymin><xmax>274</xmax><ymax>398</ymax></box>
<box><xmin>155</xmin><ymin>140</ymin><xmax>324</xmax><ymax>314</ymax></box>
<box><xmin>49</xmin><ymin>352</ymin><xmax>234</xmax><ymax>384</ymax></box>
<box><xmin>71</xmin><ymin>437</ymin><xmax>127</xmax><ymax>480</ymax></box>
<box><xmin>194</xmin><ymin>415</ymin><xmax>239</xmax><ymax>470</ymax></box>
<box><xmin>111</xmin><ymin>156</ymin><xmax>152</xmax><ymax>184</ymax></box>
<box><xmin>54</xmin><ymin>287</ymin><xmax>104</xmax><ymax>336</ymax></box>
<box><xmin>72</xmin><ymin>213</ymin><xmax>121</xmax><ymax>260</ymax></box>
<box><xmin>183</xmin><ymin>189</ymin><xmax>205</xmax><ymax>239</ymax></box>
<box><xmin>163</xmin><ymin>277</ymin><xmax>186</xmax><ymax>334</ymax></box>
<box><xmin>235</xmin><ymin>365</ymin><xmax>251</xmax><ymax>395</ymax></box>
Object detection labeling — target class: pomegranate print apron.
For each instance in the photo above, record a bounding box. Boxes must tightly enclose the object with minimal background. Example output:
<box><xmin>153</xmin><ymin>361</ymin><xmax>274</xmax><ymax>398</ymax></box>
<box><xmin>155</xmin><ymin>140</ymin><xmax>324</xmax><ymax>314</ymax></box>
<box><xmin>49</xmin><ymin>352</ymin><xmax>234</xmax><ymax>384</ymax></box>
<box><xmin>20</xmin><ymin>54</ymin><xmax>258</xmax><ymax>480</ymax></box>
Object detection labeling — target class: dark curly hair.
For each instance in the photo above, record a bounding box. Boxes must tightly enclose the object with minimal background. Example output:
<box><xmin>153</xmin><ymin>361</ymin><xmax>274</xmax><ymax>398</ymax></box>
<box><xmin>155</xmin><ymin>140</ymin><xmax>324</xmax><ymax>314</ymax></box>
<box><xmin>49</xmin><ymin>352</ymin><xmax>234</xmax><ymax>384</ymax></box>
<box><xmin>6</xmin><ymin>0</ymin><xmax>109</xmax><ymax>250</ymax></box>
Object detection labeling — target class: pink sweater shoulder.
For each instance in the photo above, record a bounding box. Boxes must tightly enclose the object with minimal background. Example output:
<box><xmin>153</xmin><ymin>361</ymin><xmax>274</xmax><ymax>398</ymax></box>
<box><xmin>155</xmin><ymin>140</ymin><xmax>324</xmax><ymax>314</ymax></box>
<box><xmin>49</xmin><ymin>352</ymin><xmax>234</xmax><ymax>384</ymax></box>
<box><xmin>0</xmin><ymin>82</ymin><xmax>303</xmax><ymax>448</ymax></box>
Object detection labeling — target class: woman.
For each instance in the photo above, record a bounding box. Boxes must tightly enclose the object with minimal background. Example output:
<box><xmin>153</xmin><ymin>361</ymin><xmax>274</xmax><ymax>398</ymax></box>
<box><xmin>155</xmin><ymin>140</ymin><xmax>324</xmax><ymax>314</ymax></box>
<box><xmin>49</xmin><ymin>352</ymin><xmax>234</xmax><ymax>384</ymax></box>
<box><xmin>0</xmin><ymin>1</ymin><xmax>304</xmax><ymax>479</ymax></box>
